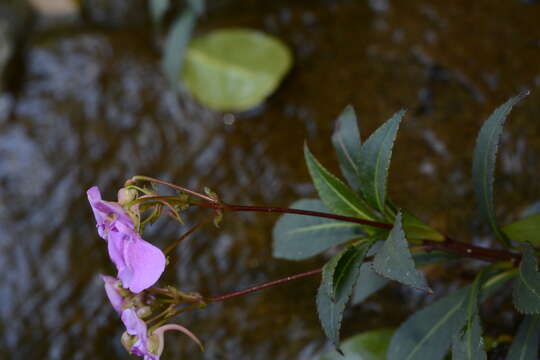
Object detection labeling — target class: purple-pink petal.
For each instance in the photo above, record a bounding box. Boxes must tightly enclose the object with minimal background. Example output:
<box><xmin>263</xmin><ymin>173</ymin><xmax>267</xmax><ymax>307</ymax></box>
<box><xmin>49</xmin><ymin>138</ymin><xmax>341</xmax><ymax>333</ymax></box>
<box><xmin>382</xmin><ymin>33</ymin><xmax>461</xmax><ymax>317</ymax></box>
<box><xmin>87</xmin><ymin>186</ymin><xmax>134</xmax><ymax>239</ymax></box>
<box><xmin>121</xmin><ymin>235</ymin><xmax>166</xmax><ymax>294</ymax></box>
<box><xmin>101</xmin><ymin>275</ymin><xmax>125</xmax><ymax>313</ymax></box>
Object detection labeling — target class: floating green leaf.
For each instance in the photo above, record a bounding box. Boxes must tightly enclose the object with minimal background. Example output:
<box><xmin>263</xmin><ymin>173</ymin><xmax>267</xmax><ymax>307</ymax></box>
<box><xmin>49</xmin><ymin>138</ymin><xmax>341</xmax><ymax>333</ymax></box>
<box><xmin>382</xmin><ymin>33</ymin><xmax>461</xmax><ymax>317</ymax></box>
<box><xmin>388</xmin><ymin>286</ymin><xmax>470</xmax><ymax>360</ymax></box>
<box><xmin>402</xmin><ymin>210</ymin><xmax>444</xmax><ymax>242</ymax></box>
<box><xmin>162</xmin><ymin>9</ymin><xmax>197</xmax><ymax>91</ymax></box>
<box><xmin>513</xmin><ymin>245</ymin><xmax>540</xmax><ymax>314</ymax></box>
<box><xmin>319</xmin><ymin>328</ymin><xmax>394</xmax><ymax>360</ymax></box>
<box><xmin>373</xmin><ymin>212</ymin><xmax>429</xmax><ymax>291</ymax></box>
<box><xmin>472</xmin><ymin>92</ymin><xmax>529</xmax><ymax>245</ymax></box>
<box><xmin>149</xmin><ymin>0</ymin><xmax>170</xmax><ymax>24</ymax></box>
<box><xmin>357</xmin><ymin>110</ymin><xmax>405</xmax><ymax>213</ymax></box>
<box><xmin>506</xmin><ymin>315</ymin><xmax>540</xmax><ymax>360</ymax></box>
<box><xmin>318</xmin><ymin>242</ymin><xmax>370</xmax><ymax>350</ymax></box>
<box><xmin>182</xmin><ymin>28</ymin><xmax>292</xmax><ymax>111</ymax></box>
<box><xmin>272</xmin><ymin>199</ymin><xmax>364</xmax><ymax>260</ymax></box>
<box><xmin>323</xmin><ymin>243</ymin><xmax>370</xmax><ymax>301</ymax></box>
<box><xmin>503</xmin><ymin>214</ymin><xmax>540</xmax><ymax>247</ymax></box>
<box><xmin>305</xmin><ymin>144</ymin><xmax>374</xmax><ymax>220</ymax></box>
<box><xmin>331</xmin><ymin>105</ymin><xmax>362</xmax><ymax>192</ymax></box>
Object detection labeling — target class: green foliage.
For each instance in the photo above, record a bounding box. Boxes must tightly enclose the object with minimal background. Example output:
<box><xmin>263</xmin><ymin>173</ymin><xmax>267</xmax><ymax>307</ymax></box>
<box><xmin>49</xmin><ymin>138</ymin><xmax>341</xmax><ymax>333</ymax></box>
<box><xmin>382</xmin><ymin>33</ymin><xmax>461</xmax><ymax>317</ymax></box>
<box><xmin>323</xmin><ymin>243</ymin><xmax>371</xmax><ymax>301</ymax></box>
<box><xmin>506</xmin><ymin>315</ymin><xmax>540</xmax><ymax>360</ymax></box>
<box><xmin>513</xmin><ymin>245</ymin><xmax>540</xmax><ymax>314</ymax></box>
<box><xmin>451</xmin><ymin>273</ymin><xmax>487</xmax><ymax>360</ymax></box>
<box><xmin>372</xmin><ymin>212</ymin><xmax>429</xmax><ymax>291</ymax></box>
<box><xmin>503</xmin><ymin>213</ymin><xmax>540</xmax><ymax>246</ymax></box>
<box><xmin>352</xmin><ymin>262</ymin><xmax>388</xmax><ymax>304</ymax></box>
<box><xmin>305</xmin><ymin>144</ymin><xmax>374</xmax><ymax>220</ymax></box>
<box><xmin>182</xmin><ymin>28</ymin><xmax>292</xmax><ymax>111</ymax></box>
<box><xmin>388</xmin><ymin>286</ymin><xmax>470</xmax><ymax>360</ymax></box>
<box><xmin>317</xmin><ymin>242</ymin><xmax>370</xmax><ymax>350</ymax></box>
<box><xmin>272</xmin><ymin>199</ymin><xmax>364</xmax><ymax>260</ymax></box>
<box><xmin>162</xmin><ymin>9</ymin><xmax>197</xmax><ymax>91</ymax></box>
<box><xmin>402</xmin><ymin>210</ymin><xmax>444</xmax><ymax>242</ymax></box>
<box><xmin>149</xmin><ymin>0</ymin><xmax>170</xmax><ymax>24</ymax></box>
<box><xmin>331</xmin><ymin>106</ymin><xmax>363</xmax><ymax>192</ymax></box>
<box><xmin>472</xmin><ymin>92</ymin><xmax>529</xmax><ymax>245</ymax></box>
<box><xmin>357</xmin><ymin>110</ymin><xmax>405</xmax><ymax>214</ymax></box>
<box><xmin>319</xmin><ymin>328</ymin><xmax>394</xmax><ymax>360</ymax></box>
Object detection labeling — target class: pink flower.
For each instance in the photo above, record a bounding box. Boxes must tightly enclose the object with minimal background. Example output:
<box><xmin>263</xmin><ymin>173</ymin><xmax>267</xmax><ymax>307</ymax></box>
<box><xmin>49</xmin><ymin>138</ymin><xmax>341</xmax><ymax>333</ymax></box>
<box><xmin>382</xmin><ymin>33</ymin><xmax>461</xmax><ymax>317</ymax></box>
<box><xmin>88</xmin><ymin>186</ymin><xmax>166</xmax><ymax>293</ymax></box>
<box><xmin>101</xmin><ymin>275</ymin><xmax>125</xmax><ymax>313</ymax></box>
<box><xmin>121</xmin><ymin>309</ymin><xmax>203</xmax><ymax>360</ymax></box>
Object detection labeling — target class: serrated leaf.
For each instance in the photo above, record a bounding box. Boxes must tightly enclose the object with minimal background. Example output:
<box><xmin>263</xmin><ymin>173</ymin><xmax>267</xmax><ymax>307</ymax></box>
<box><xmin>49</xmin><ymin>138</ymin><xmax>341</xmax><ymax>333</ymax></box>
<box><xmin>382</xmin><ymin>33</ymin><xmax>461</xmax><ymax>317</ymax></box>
<box><xmin>503</xmin><ymin>214</ymin><xmax>540</xmax><ymax>247</ymax></box>
<box><xmin>506</xmin><ymin>315</ymin><xmax>540</xmax><ymax>360</ymax></box>
<box><xmin>162</xmin><ymin>10</ymin><xmax>197</xmax><ymax>91</ymax></box>
<box><xmin>182</xmin><ymin>28</ymin><xmax>292</xmax><ymax>111</ymax></box>
<box><xmin>402</xmin><ymin>210</ymin><xmax>444</xmax><ymax>242</ymax></box>
<box><xmin>319</xmin><ymin>328</ymin><xmax>394</xmax><ymax>360</ymax></box>
<box><xmin>318</xmin><ymin>242</ymin><xmax>370</xmax><ymax>349</ymax></box>
<box><xmin>388</xmin><ymin>286</ymin><xmax>470</xmax><ymax>360</ymax></box>
<box><xmin>472</xmin><ymin>92</ymin><xmax>529</xmax><ymax>245</ymax></box>
<box><xmin>452</xmin><ymin>272</ymin><xmax>487</xmax><ymax>360</ymax></box>
<box><xmin>352</xmin><ymin>251</ymin><xmax>457</xmax><ymax>305</ymax></box>
<box><xmin>272</xmin><ymin>199</ymin><xmax>364</xmax><ymax>260</ymax></box>
<box><xmin>452</xmin><ymin>313</ymin><xmax>486</xmax><ymax>360</ymax></box>
<box><xmin>513</xmin><ymin>245</ymin><xmax>540</xmax><ymax>314</ymax></box>
<box><xmin>149</xmin><ymin>0</ymin><xmax>170</xmax><ymax>24</ymax></box>
<box><xmin>331</xmin><ymin>105</ymin><xmax>362</xmax><ymax>191</ymax></box>
<box><xmin>323</xmin><ymin>243</ymin><xmax>370</xmax><ymax>301</ymax></box>
<box><xmin>373</xmin><ymin>212</ymin><xmax>429</xmax><ymax>291</ymax></box>
<box><xmin>305</xmin><ymin>144</ymin><xmax>374</xmax><ymax>220</ymax></box>
<box><xmin>358</xmin><ymin>110</ymin><xmax>405</xmax><ymax>213</ymax></box>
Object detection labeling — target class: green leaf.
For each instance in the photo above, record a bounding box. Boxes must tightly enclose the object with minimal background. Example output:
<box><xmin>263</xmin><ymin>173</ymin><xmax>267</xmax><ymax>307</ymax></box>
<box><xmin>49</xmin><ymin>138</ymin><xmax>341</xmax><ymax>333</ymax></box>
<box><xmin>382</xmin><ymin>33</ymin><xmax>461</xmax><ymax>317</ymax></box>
<box><xmin>272</xmin><ymin>199</ymin><xmax>364</xmax><ymax>260</ymax></box>
<box><xmin>319</xmin><ymin>328</ymin><xmax>394</xmax><ymax>360</ymax></box>
<box><xmin>503</xmin><ymin>214</ymin><xmax>540</xmax><ymax>247</ymax></box>
<box><xmin>506</xmin><ymin>315</ymin><xmax>540</xmax><ymax>360</ymax></box>
<box><xmin>182</xmin><ymin>28</ymin><xmax>292</xmax><ymax>111</ymax></box>
<box><xmin>187</xmin><ymin>0</ymin><xmax>205</xmax><ymax>15</ymax></box>
<box><xmin>323</xmin><ymin>243</ymin><xmax>371</xmax><ymax>301</ymax></box>
<box><xmin>373</xmin><ymin>212</ymin><xmax>429</xmax><ymax>291</ymax></box>
<box><xmin>352</xmin><ymin>263</ymin><xmax>389</xmax><ymax>304</ymax></box>
<box><xmin>358</xmin><ymin>110</ymin><xmax>405</xmax><ymax>213</ymax></box>
<box><xmin>402</xmin><ymin>210</ymin><xmax>444</xmax><ymax>242</ymax></box>
<box><xmin>331</xmin><ymin>105</ymin><xmax>362</xmax><ymax>191</ymax></box>
<box><xmin>304</xmin><ymin>144</ymin><xmax>374</xmax><ymax>221</ymax></box>
<box><xmin>452</xmin><ymin>272</ymin><xmax>487</xmax><ymax>360</ymax></box>
<box><xmin>352</xmin><ymin>251</ymin><xmax>457</xmax><ymax>305</ymax></box>
<box><xmin>472</xmin><ymin>92</ymin><xmax>529</xmax><ymax>245</ymax></box>
<box><xmin>149</xmin><ymin>0</ymin><xmax>170</xmax><ymax>24</ymax></box>
<box><xmin>452</xmin><ymin>313</ymin><xmax>486</xmax><ymax>360</ymax></box>
<box><xmin>162</xmin><ymin>10</ymin><xmax>197</xmax><ymax>91</ymax></box>
<box><xmin>318</xmin><ymin>242</ymin><xmax>370</xmax><ymax>349</ymax></box>
<box><xmin>388</xmin><ymin>286</ymin><xmax>470</xmax><ymax>360</ymax></box>
<box><xmin>513</xmin><ymin>245</ymin><xmax>540</xmax><ymax>314</ymax></box>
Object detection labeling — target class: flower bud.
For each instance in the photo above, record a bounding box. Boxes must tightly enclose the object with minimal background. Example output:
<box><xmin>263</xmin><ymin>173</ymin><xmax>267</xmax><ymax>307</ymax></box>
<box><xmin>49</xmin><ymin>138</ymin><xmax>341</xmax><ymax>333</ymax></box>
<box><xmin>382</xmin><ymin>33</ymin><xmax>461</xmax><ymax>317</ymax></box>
<box><xmin>136</xmin><ymin>306</ymin><xmax>153</xmax><ymax>319</ymax></box>
<box><xmin>121</xmin><ymin>332</ymin><xmax>137</xmax><ymax>352</ymax></box>
<box><xmin>117</xmin><ymin>188</ymin><xmax>138</xmax><ymax>205</ymax></box>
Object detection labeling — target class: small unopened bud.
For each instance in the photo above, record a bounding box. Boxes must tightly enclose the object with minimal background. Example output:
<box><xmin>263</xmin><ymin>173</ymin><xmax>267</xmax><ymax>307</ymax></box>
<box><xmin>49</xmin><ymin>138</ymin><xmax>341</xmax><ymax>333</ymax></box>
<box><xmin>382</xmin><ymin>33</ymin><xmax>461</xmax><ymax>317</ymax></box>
<box><xmin>118</xmin><ymin>188</ymin><xmax>138</xmax><ymax>205</ymax></box>
<box><xmin>121</xmin><ymin>332</ymin><xmax>137</xmax><ymax>352</ymax></box>
<box><xmin>136</xmin><ymin>306</ymin><xmax>152</xmax><ymax>319</ymax></box>
<box><xmin>146</xmin><ymin>333</ymin><xmax>162</xmax><ymax>356</ymax></box>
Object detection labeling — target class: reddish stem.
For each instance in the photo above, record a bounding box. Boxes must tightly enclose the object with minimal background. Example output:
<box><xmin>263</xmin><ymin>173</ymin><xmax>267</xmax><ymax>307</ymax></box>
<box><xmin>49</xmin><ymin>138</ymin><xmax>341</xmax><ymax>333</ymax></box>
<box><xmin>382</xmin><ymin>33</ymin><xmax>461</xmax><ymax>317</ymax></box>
<box><xmin>205</xmin><ymin>268</ymin><xmax>323</xmax><ymax>303</ymax></box>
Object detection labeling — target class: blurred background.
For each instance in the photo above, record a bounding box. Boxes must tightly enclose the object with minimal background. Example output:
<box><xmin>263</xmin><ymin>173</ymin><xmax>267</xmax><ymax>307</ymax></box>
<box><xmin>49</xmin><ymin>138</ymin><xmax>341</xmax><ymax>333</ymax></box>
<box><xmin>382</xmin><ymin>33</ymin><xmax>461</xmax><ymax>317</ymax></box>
<box><xmin>0</xmin><ymin>0</ymin><xmax>539</xmax><ymax>359</ymax></box>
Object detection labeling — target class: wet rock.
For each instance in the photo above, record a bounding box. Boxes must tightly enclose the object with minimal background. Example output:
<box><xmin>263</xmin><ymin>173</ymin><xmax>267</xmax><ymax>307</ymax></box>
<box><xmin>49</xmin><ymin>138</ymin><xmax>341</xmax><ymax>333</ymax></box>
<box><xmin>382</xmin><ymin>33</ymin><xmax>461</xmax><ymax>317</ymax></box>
<box><xmin>81</xmin><ymin>0</ymin><xmax>149</xmax><ymax>28</ymax></box>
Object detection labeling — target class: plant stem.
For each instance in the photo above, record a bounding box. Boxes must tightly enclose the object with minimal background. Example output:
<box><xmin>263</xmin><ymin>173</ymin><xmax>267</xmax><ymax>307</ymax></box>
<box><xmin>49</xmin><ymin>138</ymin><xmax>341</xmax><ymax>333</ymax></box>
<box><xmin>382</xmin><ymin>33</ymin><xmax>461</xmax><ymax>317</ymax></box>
<box><xmin>196</xmin><ymin>200</ymin><xmax>521</xmax><ymax>264</ymax></box>
<box><xmin>130</xmin><ymin>176</ymin><xmax>217</xmax><ymax>203</ymax></box>
<box><xmin>205</xmin><ymin>268</ymin><xmax>323</xmax><ymax>303</ymax></box>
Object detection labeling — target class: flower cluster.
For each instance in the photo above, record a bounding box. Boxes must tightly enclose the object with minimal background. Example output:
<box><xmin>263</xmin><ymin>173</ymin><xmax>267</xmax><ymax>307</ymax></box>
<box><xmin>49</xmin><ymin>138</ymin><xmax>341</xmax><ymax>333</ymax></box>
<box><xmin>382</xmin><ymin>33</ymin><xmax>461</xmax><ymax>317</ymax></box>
<box><xmin>87</xmin><ymin>186</ymin><xmax>166</xmax><ymax>293</ymax></box>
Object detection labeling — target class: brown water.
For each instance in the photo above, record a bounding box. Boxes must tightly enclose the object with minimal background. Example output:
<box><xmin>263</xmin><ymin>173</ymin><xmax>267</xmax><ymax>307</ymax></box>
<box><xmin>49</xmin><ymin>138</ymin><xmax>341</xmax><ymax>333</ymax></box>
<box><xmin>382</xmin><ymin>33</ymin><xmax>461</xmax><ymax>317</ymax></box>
<box><xmin>0</xmin><ymin>1</ymin><xmax>539</xmax><ymax>359</ymax></box>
